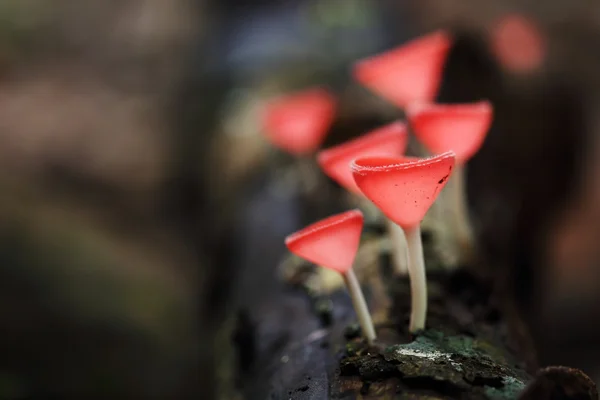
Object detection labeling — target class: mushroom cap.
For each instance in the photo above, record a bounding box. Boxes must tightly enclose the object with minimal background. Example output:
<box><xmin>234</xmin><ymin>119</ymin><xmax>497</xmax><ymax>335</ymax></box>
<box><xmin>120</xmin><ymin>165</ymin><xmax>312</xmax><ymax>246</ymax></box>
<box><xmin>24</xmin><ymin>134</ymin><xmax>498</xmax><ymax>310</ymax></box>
<box><xmin>285</xmin><ymin>209</ymin><xmax>364</xmax><ymax>273</ymax></box>
<box><xmin>351</xmin><ymin>152</ymin><xmax>455</xmax><ymax>228</ymax></box>
<box><xmin>261</xmin><ymin>87</ymin><xmax>336</xmax><ymax>155</ymax></box>
<box><xmin>406</xmin><ymin>101</ymin><xmax>493</xmax><ymax>164</ymax></box>
<box><xmin>352</xmin><ymin>30</ymin><xmax>452</xmax><ymax>109</ymax></box>
<box><xmin>490</xmin><ymin>13</ymin><xmax>546</xmax><ymax>74</ymax></box>
<box><xmin>317</xmin><ymin>121</ymin><xmax>408</xmax><ymax>195</ymax></box>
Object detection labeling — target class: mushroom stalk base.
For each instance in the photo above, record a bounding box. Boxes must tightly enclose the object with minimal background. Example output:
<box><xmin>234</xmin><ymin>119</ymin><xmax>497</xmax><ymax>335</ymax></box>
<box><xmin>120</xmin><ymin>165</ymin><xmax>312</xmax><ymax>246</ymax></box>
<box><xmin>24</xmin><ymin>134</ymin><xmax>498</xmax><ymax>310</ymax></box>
<box><xmin>387</xmin><ymin>220</ymin><xmax>408</xmax><ymax>275</ymax></box>
<box><xmin>405</xmin><ymin>224</ymin><xmax>427</xmax><ymax>333</ymax></box>
<box><xmin>343</xmin><ymin>269</ymin><xmax>377</xmax><ymax>344</ymax></box>
<box><xmin>452</xmin><ymin>165</ymin><xmax>475</xmax><ymax>262</ymax></box>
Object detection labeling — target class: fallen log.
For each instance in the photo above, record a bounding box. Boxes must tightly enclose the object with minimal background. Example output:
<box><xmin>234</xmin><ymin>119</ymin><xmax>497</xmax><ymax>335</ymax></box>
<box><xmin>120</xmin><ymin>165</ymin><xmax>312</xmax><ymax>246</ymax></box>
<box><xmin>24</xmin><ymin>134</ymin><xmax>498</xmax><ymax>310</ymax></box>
<box><xmin>233</xmin><ymin>228</ymin><xmax>598</xmax><ymax>399</ymax></box>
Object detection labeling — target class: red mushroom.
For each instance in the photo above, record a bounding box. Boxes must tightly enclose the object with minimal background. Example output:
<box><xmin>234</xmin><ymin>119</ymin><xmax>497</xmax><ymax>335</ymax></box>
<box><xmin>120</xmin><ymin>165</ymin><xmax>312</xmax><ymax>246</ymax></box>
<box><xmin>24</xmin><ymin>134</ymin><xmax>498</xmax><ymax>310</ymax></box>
<box><xmin>352</xmin><ymin>30</ymin><xmax>453</xmax><ymax>109</ymax></box>
<box><xmin>317</xmin><ymin>122</ymin><xmax>411</xmax><ymax>275</ymax></box>
<box><xmin>285</xmin><ymin>209</ymin><xmax>376</xmax><ymax>343</ymax></box>
<box><xmin>261</xmin><ymin>86</ymin><xmax>336</xmax><ymax>193</ymax></box>
<box><xmin>317</xmin><ymin>121</ymin><xmax>409</xmax><ymax>195</ymax></box>
<box><xmin>351</xmin><ymin>152</ymin><xmax>456</xmax><ymax>333</ymax></box>
<box><xmin>406</xmin><ymin>101</ymin><xmax>493</xmax><ymax>263</ymax></box>
<box><xmin>262</xmin><ymin>87</ymin><xmax>336</xmax><ymax>156</ymax></box>
<box><xmin>490</xmin><ymin>13</ymin><xmax>546</xmax><ymax>74</ymax></box>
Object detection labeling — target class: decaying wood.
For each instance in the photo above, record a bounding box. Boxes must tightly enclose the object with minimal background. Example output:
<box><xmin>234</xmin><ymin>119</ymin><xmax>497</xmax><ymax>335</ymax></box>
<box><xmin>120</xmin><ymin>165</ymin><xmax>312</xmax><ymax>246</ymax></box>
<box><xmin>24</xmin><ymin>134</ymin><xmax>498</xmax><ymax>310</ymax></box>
<box><xmin>233</xmin><ymin>227</ymin><xmax>597</xmax><ymax>399</ymax></box>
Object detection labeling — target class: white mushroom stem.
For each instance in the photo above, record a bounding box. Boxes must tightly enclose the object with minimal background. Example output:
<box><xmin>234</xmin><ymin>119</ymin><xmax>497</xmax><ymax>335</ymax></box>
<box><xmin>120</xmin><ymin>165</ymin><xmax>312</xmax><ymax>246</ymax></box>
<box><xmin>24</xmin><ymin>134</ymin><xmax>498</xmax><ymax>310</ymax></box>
<box><xmin>450</xmin><ymin>164</ymin><xmax>475</xmax><ymax>261</ymax></box>
<box><xmin>387</xmin><ymin>219</ymin><xmax>409</xmax><ymax>275</ymax></box>
<box><xmin>404</xmin><ymin>224</ymin><xmax>427</xmax><ymax>333</ymax></box>
<box><xmin>349</xmin><ymin>195</ymin><xmax>408</xmax><ymax>275</ymax></box>
<box><xmin>342</xmin><ymin>268</ymin><xmax>377</xmax><ymax>344</ymax></box>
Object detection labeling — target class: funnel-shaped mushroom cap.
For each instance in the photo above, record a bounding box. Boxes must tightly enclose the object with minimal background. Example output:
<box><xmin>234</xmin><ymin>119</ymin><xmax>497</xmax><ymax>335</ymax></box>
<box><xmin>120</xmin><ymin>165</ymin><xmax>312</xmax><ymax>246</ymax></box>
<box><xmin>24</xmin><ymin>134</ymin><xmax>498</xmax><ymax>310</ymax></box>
<box><xmin>490</xmin><ymin>13</ymin><xmax>546</xmax><ymax>74</ymax></box>
<box><xmin>406</xmin><ymin>101</ymin><xmax>493</xmax><ymax>164</ymax></box>
<box><xmin>352</xmin><ymin>152</ymin><xmax>455</xmax><ymax>228</ymax></box>
<box><xmin>261</xmin><ymin>87</ymin><xmax>336</xmax><ymax>155</ymax></box>
<box><xmin>285</xmin><ymin>209</ymin><xmax>364</xmax><ymax>273</ymax></box>
<box><xmin>352</xmin><ymin>30</ymin><xmax>452</xmax><ymax>108</ymax></box>
<box><xmin>317</xmin><ymin>121</ymin><xmax>409</xmax><ymax>195</ymax></box>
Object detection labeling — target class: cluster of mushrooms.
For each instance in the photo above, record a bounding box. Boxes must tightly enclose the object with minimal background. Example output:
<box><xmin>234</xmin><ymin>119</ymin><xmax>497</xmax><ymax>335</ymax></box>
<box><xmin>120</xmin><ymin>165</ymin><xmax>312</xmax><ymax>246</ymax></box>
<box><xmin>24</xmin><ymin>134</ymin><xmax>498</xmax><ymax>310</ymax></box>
<box><xmin>261</xmin><ymin>30</ymin><xmax>493</xmax><ymax>345</ymax></box>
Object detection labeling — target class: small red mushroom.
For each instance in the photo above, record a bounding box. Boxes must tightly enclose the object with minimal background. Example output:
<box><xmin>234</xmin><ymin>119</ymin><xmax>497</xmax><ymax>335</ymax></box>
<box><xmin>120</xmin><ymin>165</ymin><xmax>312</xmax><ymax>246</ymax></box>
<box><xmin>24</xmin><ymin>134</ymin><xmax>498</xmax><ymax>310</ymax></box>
<box><xmin>406</xmin><ymin>101</ymin><xmax>492</xmax><ymax>164</ymax></box>
<box><xmin>406</xmin><ymin>101</ymin><xmax>493</xmax><ymax>263</ymax></box>
<box><xmin>490</xmin><ymin>13</ymin><xmax>546</xmax><ymax>74</ymax></box>
<box><xmin>317</xmin><ymin>122</ymin><xmax>411</xmax><ymax>275</ymax></box>
<box><xmin>317</xmin><ymin>121</ymin><xmax>409</xmax><ymax>195</ymax></box>
<box><xmin>351</xmin><ymin>152</ymin><xmax>456</xmax><ymax>333</ymax></box>
<box><xmin>352</xmin><ymin>30</ymin><xmax>453</xmax><ymax>109</ymax></box>
<box><xmin>285</xmin><ymin>209</ymin><xmax>376</xmax><ymax>343</ymax></box>
<box><xmin>261</xmin><ymin>87</ymin><xmax>336</xmax><ymax>156</ymax></box>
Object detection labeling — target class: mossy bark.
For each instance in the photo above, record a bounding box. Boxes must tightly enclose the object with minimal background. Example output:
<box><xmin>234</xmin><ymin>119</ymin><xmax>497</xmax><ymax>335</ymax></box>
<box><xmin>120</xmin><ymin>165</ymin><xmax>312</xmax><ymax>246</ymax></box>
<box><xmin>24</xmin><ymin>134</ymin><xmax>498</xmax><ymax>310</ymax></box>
<box><xmin>233</xmin><ymin>229</ymin><xmax>597</xmax><ymax>399</ymax></box>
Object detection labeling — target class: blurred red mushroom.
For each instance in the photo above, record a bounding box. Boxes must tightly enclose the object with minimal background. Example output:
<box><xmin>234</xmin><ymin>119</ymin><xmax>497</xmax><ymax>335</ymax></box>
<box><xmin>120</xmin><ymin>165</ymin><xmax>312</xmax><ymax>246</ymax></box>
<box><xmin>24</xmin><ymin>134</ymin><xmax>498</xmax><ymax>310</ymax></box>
<box><xmin>317</xmin><ymin>121</ymin><xmax>408</xmax><ymax>195</ymax></box>
<box><xmin>352</xmin><ymin>30</ymin><xmax>453</xmax><ymax>109</ymax></box>
<box><xmin>317</xmin><ymin>122</ymin><xmax>411</xmax><ymax>275</ymax></box>
<box><xmin>352</xmin><ymin>152</ymin><xmax>456</xmax><ymax>333</ymax></box>
<box><xmin>490</xmin><ymin>13</ymin><xmax>546</xmax><ymax>74</ymax></box>
<box><xmin>262</xmin><ymin>87</ymin><xmax>336</xmax><ymax>155</ymax></box>
<box><xmin>260</xmin><ymin>86</ymin><xmax>337</xmax><ymax>193</ymax></box>
<box><xmin>285</xmin><ymin>209</ymin><xmax>377</xmax><ymax>343</ymax></box>
<box><xmin>406</xmin><ymin>101</ymin><xmax>493</xmax><ymax>264</ymax></box>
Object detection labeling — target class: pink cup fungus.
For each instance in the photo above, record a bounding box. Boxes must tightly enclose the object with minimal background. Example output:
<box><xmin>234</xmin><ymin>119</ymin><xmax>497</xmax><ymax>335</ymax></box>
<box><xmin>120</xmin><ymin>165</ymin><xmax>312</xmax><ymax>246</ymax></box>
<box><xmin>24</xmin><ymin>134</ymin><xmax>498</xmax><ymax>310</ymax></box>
<box><xmin>317</xmin><ymin>121</ymin><xmax>409</xmax><ymax>195</ymax></box>
<box><xmin>352</xmin><ymin>30</ymin><xmax>453</xmax><ymax>109</ymax></box>
<box><xmin>406</xmin><ymin>101</ymin><xmax>493</xmax><ymax>263</ymax></box>
<box><xmin>406</xmin><ymin>101</ymin><xmax>492</xmax><ymax>164</ymax></box>
<box><xmin>351</xmin><ymin>152</ymin><xmax>456</xmax><ymax>333</ymax></box>
<box><xmin>261</xmin><ymin>87</ymin><xmax>336</xmax><ymax>156</ymax></box>
<box><xmin>285</xmin><ymin>209</ymin><xmax>377</xmax><ymax>344</ymax></box>
<box><xmin>490</xmin><ymin>13</ymin><xmax>546</xmax><ymax>74</ymax></box>
<box><xmin>317</xmin><ymin>122</ymin><xmax>411</xmax><ymax>275</ymax></box>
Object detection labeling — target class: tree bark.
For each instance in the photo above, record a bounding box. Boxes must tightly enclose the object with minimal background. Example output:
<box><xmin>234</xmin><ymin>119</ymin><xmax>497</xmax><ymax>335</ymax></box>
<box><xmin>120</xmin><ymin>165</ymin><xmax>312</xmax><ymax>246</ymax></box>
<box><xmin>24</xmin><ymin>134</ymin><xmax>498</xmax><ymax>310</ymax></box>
<box><xmin>232</xmin><ymin>239</ymin><xmax>597</xmax><ymax>399</ymax></box>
